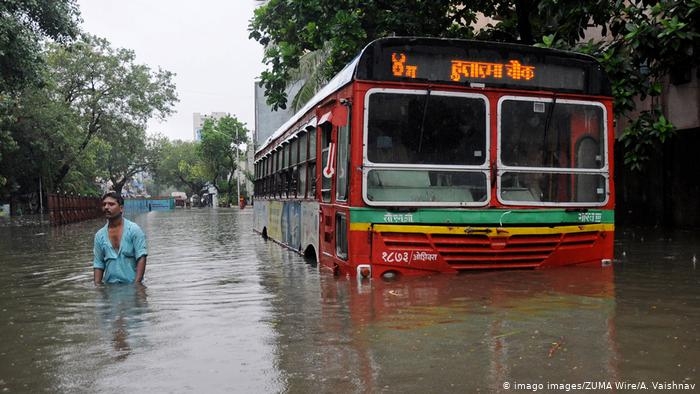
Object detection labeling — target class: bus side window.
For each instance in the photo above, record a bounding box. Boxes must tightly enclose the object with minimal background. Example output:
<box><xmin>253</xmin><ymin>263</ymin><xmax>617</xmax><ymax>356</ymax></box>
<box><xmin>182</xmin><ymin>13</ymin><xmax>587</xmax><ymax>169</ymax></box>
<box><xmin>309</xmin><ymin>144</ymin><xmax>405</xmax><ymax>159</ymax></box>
<box><xmin>308</xmin><ymin>127</ymin><xmax>316</xmax><ymax>199</ymax></box>
<box><xmin>335</xmin><ymin>212</ymin><xmax>348</xmax><ymax>260</ymax></box>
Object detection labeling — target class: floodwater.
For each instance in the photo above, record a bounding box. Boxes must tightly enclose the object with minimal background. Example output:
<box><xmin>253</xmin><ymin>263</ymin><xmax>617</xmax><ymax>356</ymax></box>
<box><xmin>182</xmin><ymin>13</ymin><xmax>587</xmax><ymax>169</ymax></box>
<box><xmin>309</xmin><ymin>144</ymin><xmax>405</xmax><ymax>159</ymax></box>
<box><xmin>0</xmin><ymin>209</ymin><xmax>698</xmax><ymax>393</ymax></box>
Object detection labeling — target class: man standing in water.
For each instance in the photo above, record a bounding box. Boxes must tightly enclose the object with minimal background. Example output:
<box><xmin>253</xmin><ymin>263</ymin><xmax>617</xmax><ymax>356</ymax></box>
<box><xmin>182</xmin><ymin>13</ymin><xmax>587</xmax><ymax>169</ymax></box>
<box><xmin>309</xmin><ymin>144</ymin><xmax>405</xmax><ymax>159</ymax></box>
<box><xmin>93</xmin><ymin>191</ymin><xmax>148</xmax><ymax>285</ymax></box>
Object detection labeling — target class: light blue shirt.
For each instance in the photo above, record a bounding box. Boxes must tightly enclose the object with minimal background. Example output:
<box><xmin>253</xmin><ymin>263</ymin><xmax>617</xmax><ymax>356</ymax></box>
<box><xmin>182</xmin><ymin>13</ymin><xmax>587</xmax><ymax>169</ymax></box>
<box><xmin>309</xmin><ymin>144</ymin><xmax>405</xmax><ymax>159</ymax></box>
<box><xmin>93</xmin><ymin>218</ymin><xmax>148</xmax><ymax>284</ymax></box>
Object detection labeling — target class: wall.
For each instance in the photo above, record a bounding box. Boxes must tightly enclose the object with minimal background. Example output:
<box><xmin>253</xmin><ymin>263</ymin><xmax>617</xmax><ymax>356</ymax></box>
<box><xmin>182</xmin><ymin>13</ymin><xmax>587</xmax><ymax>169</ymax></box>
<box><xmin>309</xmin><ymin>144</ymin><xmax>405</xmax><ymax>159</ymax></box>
<box><xmin>616</xmin><ymin>128</ymin><xmax>700</xmax><ymax>228</ymax></box>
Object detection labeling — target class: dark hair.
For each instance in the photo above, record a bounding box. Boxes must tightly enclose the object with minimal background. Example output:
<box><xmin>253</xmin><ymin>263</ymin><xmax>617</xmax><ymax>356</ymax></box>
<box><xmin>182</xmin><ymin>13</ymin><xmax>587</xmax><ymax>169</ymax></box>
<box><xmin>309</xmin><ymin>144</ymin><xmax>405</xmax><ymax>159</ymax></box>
<box><xmin>101</xmin><ymin>191</ymin><xmax>124</xmax><ymax>206</ymax></box>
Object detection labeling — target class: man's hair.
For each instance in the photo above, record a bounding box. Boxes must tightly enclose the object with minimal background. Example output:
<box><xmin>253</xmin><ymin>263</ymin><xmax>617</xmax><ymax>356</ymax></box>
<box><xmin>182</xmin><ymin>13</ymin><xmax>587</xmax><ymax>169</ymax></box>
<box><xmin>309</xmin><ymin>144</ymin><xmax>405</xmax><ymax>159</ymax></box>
<box><xmin>101</xmin><ymin>191</ymin><xmax>124</xmax><ymax>206</ymax></box>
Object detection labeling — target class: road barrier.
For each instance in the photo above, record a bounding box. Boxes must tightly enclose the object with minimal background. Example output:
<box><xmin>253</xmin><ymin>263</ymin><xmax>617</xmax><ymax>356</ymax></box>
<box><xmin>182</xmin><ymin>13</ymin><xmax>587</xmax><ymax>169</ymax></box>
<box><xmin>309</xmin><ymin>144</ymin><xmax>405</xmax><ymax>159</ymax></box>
<box><xmin>48</xmin><ymin>194</ymin><xmax>102</xmax><ymax>225</ymax></box>
<box><xmin>48</xmin><ymin>195</ymin><xmax>176</xmax><ymax>225</ymax></box>
<box><xmin>124</xmin><ymin>198</ymin><xmax>174</xmax><ymax>213</ymax></box>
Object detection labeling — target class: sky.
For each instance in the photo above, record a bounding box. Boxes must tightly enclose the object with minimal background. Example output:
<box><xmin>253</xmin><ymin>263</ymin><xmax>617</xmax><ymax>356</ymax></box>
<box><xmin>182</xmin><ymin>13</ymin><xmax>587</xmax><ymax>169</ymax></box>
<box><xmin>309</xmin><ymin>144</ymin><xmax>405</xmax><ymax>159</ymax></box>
<box><xmin>76</xmin><ymin>0</ymin><xmax>265</xmax><ymax>141</ymax></box>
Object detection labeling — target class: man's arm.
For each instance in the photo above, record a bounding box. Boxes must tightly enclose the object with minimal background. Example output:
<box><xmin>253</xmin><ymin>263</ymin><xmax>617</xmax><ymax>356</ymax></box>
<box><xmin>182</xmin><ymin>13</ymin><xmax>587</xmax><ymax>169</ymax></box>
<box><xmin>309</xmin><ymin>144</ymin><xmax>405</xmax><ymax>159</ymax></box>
<box><xmin>132</xmin><ymin>223</ymin><xmax>148</xmax><ymax>284</ymax></box>
<box><xmin>93</xmin><ymin>233</ymin><xmax>105</xmax><ymax>285</ymax></box>
<box><xmin>94</xmin><ymin>268</ymin><xmax>104</xmax><ymax>285</ymax></box>
<box><xmin>135</xmin><ymin>255</ymin><xmax>147</xmax><ymax>283</ymax></box>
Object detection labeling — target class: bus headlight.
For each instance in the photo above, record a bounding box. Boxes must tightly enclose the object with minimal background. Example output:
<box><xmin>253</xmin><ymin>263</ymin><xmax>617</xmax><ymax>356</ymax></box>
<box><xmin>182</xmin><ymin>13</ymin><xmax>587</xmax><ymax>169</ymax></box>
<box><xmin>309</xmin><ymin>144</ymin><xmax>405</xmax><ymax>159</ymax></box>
<box><xmin>357</xmin><ymin>264</ymin><xmax>371</xmax><ymax>279</ymax></box>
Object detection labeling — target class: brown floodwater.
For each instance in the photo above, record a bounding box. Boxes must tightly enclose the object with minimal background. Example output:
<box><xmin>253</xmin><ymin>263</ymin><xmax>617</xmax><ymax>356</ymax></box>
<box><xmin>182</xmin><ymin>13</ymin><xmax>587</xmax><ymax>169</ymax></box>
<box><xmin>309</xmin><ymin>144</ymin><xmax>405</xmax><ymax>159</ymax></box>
<box><xmin>0</xmin><ymin>209</ymin><xmax>697</xmax><ymax>393</ymax></box>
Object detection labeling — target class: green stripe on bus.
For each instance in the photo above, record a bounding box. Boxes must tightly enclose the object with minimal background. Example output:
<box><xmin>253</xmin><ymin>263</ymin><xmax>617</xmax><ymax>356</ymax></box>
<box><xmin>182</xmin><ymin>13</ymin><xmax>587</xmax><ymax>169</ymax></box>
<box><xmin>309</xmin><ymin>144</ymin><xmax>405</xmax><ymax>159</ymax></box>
<box><xmin>349</xmin><ymin>208</ymin><xmax>614</xmax><ymax>225</ymax></box>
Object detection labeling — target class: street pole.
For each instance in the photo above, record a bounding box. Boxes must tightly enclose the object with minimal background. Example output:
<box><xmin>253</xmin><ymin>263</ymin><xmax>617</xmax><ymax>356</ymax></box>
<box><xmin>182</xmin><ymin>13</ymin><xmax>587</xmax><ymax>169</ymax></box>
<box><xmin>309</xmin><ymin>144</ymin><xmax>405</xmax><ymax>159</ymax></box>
<box><xmin>236</xmin><ymin>127</ymin><xmax>241</xmax><ymax>207</ymax></box>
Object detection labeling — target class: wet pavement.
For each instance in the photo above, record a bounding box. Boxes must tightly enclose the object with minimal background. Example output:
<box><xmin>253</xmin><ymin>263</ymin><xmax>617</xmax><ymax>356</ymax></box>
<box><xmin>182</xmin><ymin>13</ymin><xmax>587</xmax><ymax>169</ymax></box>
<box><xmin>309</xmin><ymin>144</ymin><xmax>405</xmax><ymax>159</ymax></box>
<box><xmin>0</xmin><ymin>209</ymin><xmax>698</xmax><ymax>393</ymax></box>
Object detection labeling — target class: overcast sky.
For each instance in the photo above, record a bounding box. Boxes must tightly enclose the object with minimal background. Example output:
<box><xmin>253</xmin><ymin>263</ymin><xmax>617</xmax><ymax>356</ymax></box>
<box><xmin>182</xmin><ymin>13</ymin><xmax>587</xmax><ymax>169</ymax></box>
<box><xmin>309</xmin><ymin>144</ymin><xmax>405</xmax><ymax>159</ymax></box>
<box><xmin>77</xmin><ymin>0</ymin><xmax>265</xmax><ymax>141</ymax></box>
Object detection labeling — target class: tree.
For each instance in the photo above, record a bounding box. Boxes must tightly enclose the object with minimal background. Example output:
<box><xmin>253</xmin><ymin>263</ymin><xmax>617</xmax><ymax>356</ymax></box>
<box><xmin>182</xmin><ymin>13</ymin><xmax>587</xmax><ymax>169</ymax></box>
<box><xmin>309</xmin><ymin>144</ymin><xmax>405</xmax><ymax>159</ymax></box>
<box><xmin>0</xmin><ymin>34</ymin><xmax>179</xmax><ymax>205</ymax></box>
<box><xmin>0</xmin><ymin>0</ymin><xmax>80</xmax><ymax>190</ymax></box>
<box><xmin>199</xmin><ymin>115</ymin><xmax>250</xmax><ymax>205</ymax></box>
<box><xmin>249</xmin><ymin>0</ymin><xmax>700</xmax><ymax>171</ymax></box>
<box><xmin>153</xmin><ymin>140</ymin><xmax>209</xmax><ymax>197</ymax></box>
<box><xmin>569</xmin><ymin>1</ymin><xmax>699</xmax><ymax>171</ymax></box>
<box><xmin>92</xmin><ymin>120</ymin><xmax>164</xmax><ymax>195</ymax></box>
<box><xmin>45</xmin><ymin>34</ymin><xmax>178</xmax><ymax>187</ymax></box>
<box><xmin>0</xmin><ymin>83</ymin><xmax>90</xmax><ymax>202</ymax></box>
<box><xmin>0</xmin><ymin>0</ymin><xmax>80</xmax><ymax>93</ymax></box>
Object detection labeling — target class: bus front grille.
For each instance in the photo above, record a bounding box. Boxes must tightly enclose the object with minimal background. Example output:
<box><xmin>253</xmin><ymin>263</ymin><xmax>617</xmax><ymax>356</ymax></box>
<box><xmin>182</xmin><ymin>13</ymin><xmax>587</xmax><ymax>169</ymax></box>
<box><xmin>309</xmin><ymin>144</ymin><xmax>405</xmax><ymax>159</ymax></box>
<box><xmin>378</xmin><ymin>230</ymin><xmax>599</xmax><ymax>270</ymax></box>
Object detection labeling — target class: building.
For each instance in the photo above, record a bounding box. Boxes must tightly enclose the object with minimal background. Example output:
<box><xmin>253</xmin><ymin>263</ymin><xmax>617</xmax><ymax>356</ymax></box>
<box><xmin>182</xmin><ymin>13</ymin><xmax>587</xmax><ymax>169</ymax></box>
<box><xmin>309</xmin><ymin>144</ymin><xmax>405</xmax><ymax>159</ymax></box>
<box><xmin>254</xmin><ymin>80</ymin><xmax>304</xmax><ymax>147</ymax></box>
<box><xmin>193</xmin><ymin>112</ymin><xmax>228</xmax><ymax>141</ymax></box>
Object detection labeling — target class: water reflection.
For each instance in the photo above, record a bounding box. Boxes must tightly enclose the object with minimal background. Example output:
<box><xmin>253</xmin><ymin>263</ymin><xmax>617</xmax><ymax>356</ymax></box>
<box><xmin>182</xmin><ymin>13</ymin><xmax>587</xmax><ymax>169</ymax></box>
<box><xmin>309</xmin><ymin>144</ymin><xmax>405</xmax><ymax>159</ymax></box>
<box><xmin>95</xmin><ymin>284</ymin><xmax>148</xmax><ymax>361</ymax></box>
<box><xmin>261</xmin><ymin>262</ymin><xmax>617</xmax><ymax>393</ymax></box>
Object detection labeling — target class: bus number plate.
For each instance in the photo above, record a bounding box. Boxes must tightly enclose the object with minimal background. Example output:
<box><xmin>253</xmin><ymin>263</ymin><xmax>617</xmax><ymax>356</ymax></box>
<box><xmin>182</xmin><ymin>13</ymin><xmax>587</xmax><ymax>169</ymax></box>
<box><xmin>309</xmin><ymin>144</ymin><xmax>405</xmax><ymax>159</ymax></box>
<box><xmin>381</xmin><ymin>251</ymin><xmax>439</xmax><ymax>264</ymax></box>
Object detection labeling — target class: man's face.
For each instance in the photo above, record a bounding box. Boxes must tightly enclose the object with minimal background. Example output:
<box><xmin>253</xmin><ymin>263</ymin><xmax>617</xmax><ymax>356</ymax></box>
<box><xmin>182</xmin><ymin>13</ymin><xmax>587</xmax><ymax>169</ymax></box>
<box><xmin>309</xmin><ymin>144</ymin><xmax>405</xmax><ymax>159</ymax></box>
<box><xmin>102</xmin><ymin>197</ymin><xmax>123</xmax><ymax>219</ymax></box>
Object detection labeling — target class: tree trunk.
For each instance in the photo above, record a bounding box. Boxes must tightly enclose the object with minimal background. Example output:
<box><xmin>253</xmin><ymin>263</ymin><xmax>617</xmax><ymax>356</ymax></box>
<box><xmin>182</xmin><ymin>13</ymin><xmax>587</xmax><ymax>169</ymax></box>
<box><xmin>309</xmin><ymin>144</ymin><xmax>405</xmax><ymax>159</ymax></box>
<box><xmin>515</xmin><ymin>0</ymin><xmax>534</xmax><ymax>44</ymax></box>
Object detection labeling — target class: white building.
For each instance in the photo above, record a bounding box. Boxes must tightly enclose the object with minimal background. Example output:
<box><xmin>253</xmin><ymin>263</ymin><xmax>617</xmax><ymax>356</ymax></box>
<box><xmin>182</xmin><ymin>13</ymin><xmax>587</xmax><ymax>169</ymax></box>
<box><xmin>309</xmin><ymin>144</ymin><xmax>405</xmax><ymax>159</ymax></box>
<box><xmin>193</xmin><ymin>112</ymin><xmax>228</xmax><ymax>141</ymax></box>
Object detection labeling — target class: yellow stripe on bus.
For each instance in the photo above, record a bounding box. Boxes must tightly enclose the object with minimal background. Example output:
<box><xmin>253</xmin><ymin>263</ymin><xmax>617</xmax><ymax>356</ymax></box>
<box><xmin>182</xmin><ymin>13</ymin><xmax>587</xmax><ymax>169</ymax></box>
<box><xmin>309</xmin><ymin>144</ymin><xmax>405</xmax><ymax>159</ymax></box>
<box><xmin>349</xmin><ymin>222</ymin><xmax>615</xmax><ymax>235</ymax></box>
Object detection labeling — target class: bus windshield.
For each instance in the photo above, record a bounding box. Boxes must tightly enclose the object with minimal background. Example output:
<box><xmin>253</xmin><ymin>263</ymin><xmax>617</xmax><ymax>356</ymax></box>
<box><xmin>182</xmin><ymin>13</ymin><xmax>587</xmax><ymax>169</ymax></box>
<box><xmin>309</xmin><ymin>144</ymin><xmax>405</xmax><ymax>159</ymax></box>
<box><xmin>364</xmin><ymin>89</ymin><xmax>488</xmax><ymax>205</ymax></box>
<box><xmin>499</xmin><ymin>97</ymin><xmax>608</xmax><ymax>204</ymax></box>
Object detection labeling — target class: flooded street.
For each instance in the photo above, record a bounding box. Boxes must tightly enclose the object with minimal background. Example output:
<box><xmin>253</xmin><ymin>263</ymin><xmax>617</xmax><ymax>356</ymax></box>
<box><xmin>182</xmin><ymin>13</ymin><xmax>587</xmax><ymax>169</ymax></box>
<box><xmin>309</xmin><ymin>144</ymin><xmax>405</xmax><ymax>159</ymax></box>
<box><xmin>0</xmin><ymin>209</ymin><xmax>698</xmax><ymax>393</ymax></box>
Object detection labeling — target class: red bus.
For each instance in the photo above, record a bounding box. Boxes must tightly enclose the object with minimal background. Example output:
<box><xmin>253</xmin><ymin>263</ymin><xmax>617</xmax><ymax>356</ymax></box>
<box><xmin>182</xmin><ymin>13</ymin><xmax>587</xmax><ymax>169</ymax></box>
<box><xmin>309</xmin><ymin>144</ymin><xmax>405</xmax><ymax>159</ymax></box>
<box><xmin>253</xmin><ymin>37</ymin><xmax>614</xmax><ymax>279</ymax></box>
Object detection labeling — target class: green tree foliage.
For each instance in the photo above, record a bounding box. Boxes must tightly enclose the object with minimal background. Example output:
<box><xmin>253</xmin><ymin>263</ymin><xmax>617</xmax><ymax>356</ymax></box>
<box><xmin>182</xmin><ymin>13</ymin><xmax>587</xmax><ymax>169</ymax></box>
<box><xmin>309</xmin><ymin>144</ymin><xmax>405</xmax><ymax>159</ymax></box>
<box><xmin>0</xmin><ymin>0</ymin><xmax>80</xmax><ymax>93</ymax></box>
<box><xmin>93</xmin><ymin>122</ymin><xmax>165</xmax><ymax>195</ymax></box>
<box><xmin>0</xmin><ymin>0</ymin><xmax>80</xmax><ymax>189</ymax></box>
<box><xmin>153</xmin><ymin>140</ymin><xmax>209</xmax><ymax>197</ymax></box>
<box><xmin>249</xmin><ymin>1</ymin><xmax>468</xmax><ymax>111</ymax></box>
<box><xmin>574</xmin><ymin>1</ymin><xmax>699</xmax><ymax>171</ymax></box>
<box><xmin>0</xmin><ymin>84</ymin><xmax>82</xmax><ymax>198</ymax></box>
<box><xmin>249</xmin><ymin>0</ymin><xmax>700</xmax><ymax>171</ymax></box>
<box><xmin>0</xmin><ymin>34</ymin><xmax>179</xmax><ymax>203</ymax></box>
<box><xmin>44</xmin><ymin>34</ymin><xmax>178</xmax><ymax>186</ymax></box>
<box><xmin>199</xmin><ymin>116</ymin><xmax>250</xmax><ymax>205</ymax></box>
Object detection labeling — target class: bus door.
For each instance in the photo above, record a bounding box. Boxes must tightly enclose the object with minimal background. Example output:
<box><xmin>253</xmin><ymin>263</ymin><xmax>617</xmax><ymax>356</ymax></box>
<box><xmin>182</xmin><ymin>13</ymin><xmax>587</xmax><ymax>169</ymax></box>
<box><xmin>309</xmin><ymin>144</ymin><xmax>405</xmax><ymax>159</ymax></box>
<box><xmin>318</xmin><ymin>111</ymin><xmax>336</xmax><ymax>266</ymax></box>
<box><xmin>317</xmin><ymin>105</ymin><xmax>351</xmax><ymax>270</ymax></box>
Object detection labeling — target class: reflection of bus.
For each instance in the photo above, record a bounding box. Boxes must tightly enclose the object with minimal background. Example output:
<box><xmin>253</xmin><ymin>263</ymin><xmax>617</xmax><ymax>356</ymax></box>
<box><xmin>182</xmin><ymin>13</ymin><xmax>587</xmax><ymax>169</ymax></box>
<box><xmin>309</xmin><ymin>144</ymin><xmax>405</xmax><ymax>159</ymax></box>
<box><xmin>253</xmin><ymin>37</ymin><xmax>614</xmax><ymax>278</ymax></box>
<box><xmin>311</xmin><ymin>267</ymin><xmax>618</xmax><ymax>392</ymax></box>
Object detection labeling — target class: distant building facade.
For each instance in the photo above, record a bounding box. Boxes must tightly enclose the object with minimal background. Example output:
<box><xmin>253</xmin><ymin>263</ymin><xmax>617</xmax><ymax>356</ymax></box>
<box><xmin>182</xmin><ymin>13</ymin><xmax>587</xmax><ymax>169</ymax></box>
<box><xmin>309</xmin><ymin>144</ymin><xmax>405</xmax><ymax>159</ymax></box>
<box><xmin>254</xmin><ymin>80</ymin><xmax>302</xmax><ymax>148</ymax></box>
<box><xmin>193</xmin><ymin>112</ymin><xmax>228</xmax><ymax>141</ymax></box>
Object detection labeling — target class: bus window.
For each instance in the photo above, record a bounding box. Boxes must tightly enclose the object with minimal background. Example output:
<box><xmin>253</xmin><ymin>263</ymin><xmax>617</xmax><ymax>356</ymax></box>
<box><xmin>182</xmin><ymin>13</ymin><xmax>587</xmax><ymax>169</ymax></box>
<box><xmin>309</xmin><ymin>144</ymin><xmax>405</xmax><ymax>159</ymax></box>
<box><xmin>500</xmin><ymin>99</ymin><xmax>604</xmax><ymax>169</ymax></box>
<box><xmin>364</xmin><ymin>89</ymin><xmax>488</xmax><ymax>205</ymax></box>
<box><xmin>576</xmin><ymin>137</ymin><xmax>600</xmax><ymax>201</ymax></box>
<box><xmin>335</xmin><ymin>212</ymin><xmax>348</xmax><ymax>260</ymax></box>
<box><xmin>291</xmin><ymin>138</ymin><xmax>299</xmax><ymax>166</ymax></box>
<box><xmin>308</xmin><ymin>128</ymin><xmax>316</xmax><ymax>160</ymax></box>
<box><xmin>307</xmin><ymin>127</ymin><xmax>317</xmax><ymax>198</ymax></box>
<box><xmin>298</xmin><ymin>163</ymin><xmax>307</xmax><ymax>198</ymax></box>
<box><xmin>299</xmin><ymin>131</ymin><xmax>307</xmax><ymax>162</ymax></box>
<box><xmin>367</xmin><ymin>169</ymin><xmax>487</xmax><ymax>203</ymax></box>
<box><xmin>290</xmin><ymin>167</ymin><xmax>298</xmax><ymax>198</ymax></box>
<box><xmin>308</xmin><ymin>163</ymin><xmax>316</xmax><ymax>198</ymax></box>
<box><xmin>337</xmin><ymin>124</ymin><xmax>349</xmax><ymax>201</ymax></box>
<box><xmin>274</xmin><ymin>172</ymin><xmax>282</xmax><ymax>198</ymax></box>
<box><xmin>499</xmin><ymin>98</ymin><xmax>607</xmax><ymax>204</ymax></box>
<box><xmin>501</xmin><ymin>172</ymin><xmax>606</xmax><ymax>203</ymax></box>
<box><xmin>367</xmin><ymin>91</ymin><xmax>486</xmax><ymax>166</ymax></box>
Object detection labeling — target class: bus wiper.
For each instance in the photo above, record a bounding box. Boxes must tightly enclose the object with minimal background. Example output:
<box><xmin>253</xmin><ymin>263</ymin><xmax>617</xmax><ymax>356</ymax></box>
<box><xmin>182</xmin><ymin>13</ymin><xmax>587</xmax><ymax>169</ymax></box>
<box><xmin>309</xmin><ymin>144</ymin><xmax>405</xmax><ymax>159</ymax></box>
<box><xmin>541</xmin><ymin>94</ymin><xmax>557</xmax><ymax>166</ymax></box>
<box><xmin>418</xmin><ymin>89</ymin><xmax>431</xmax><ymax>153</ymax></box>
